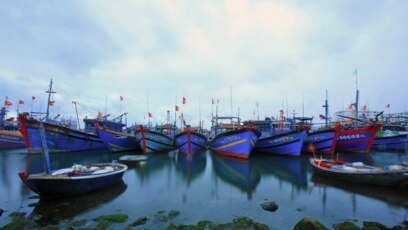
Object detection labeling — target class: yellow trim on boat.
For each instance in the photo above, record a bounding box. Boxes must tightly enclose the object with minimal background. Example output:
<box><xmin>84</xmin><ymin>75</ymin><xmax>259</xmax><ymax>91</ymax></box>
<box><xmin>212</xmin><ymin>139</ymin><xmax>247</xmax><ymax>151</ymax></box>
<box><xmin>0</xmin><ymin>130</ymin><xmax>23</xmax><ymax>137</ymax></box>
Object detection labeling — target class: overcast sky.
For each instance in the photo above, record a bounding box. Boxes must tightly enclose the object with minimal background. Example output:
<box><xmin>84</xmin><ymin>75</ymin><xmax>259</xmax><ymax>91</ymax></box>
<box><xmin>1</xmin><ymin>0</ymin><xmax>407</xmax><ymax>128</ymax></box>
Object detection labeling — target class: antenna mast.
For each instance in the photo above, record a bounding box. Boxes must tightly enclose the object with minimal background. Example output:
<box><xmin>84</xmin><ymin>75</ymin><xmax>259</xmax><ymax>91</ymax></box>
<box><xmin>45</xmin><ymin>79</ymin><xmax>56</xmax><ymax>121</ymax></box>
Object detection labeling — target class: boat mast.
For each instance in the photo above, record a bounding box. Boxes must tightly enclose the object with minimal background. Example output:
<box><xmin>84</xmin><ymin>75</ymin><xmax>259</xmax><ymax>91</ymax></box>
<box><xmin>354</xmin><ymin>69</ymin><xmax>359</xmax><ymax>128</ymax></box>
<box><xmin>323</xmin><ymin>90</ymin><xmax>329</xmax><ymax>128</ymax></box>
<box><xmin>72</xmin><ymin>101</ymin><xmax>81</xmax><ymax>130</ymax></box>
<box><xmin>45</xmin><ymin>79</ymin><xmax>56</xmax><ymax>121</ymax></box>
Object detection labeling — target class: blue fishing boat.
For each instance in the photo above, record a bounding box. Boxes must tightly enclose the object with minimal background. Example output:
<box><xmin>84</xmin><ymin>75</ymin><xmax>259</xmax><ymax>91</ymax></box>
<box><xmin>372</xmin><ymin>133</ymin><xmax>408</xmax><ymax>152</ymax></box>
<box><xmin>18</xmin><ymin>122</ymin><xmax>128</xmax><ymax>197</ymax></box>
<box><xmin>95</xmin><ymin>122</ymin><xmax>140</xmax><ymax>153</ymax></box>
<box><xmin>245</xmin><ymin>110</ymin><xmax>306</xmax><ymax>156</ymax></box>
<box><xmin>0</xmin><ymin>106</ymin><xmax>25</xmax><ymax>148</ymax></box>
<box><xmin>335</xmin><ymin>124</ymin><xmax>381</xmax><ymax>153</ymax></box>
<box><xmin>209</xmin><ymin>116</ymin><xmax>260</xmax><ymax>159</ymax></box>
<box><xmin>17</xmin><ymin>79</ymin><xmax>131</xmax><ymax>153</ymax></box>
<box><xmin>135</xmin><ymin>125</ymin><xmax>175</xmax><ymax>154</ymax></box>
<box><xmin>174</xmin><ymin>125</ymin><xmax>207</xmax><ymax>154</ymax></box>
<box><xmin>254</xmin><ymin>130</ymin><xmax>307</xmax><ymax>156</ymax></box>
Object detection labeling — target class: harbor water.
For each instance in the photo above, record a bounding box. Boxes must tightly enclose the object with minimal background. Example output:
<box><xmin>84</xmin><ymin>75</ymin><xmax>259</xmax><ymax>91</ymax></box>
<box><xmin>0</xmin><ymin>148</ymin><xmax>407</xmax><ymax>229</ymax></box>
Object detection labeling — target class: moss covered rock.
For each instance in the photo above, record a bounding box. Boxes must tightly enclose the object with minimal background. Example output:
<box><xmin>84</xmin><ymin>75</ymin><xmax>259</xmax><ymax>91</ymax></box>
<box><xmin>293</xmin><ymin>217</ymin><xmax>329</xmax><ymax>230</ymax></box>
<box><xmin>362</xmin><ymin>221</ymin><xmax>388</xmax><ymax>230</ymax></box>
<box><xmin>130</xmin><ymin>216</ymin><xmax>148</xmax><ymax>227</ymax></box>
<box><xmin>333</xmin><ymin>221</ymin><xmax>361</xmax><ymax>230</ymax></box>
<box><xmin>93</xmin><ymin>213</ymin><xmax>128</xmax><ymax>223</ymax></box>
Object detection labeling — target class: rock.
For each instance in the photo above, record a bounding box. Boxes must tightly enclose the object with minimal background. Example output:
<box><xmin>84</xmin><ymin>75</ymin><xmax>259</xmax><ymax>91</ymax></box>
<box><xmin>261</xmin><ymin>201</ymin><xmax>278</xmax><ymax>212</ymax></box>
<box><xmin>293</xmin><ymin>217</ymin><xmax>329</xmax><ymax>230</ymax></box>
<box><xmin>362</xmin><ymin>221</ymin><xmax>388</xmax><ymax>230</ymax></box>
<box><xmin>9</xmin><ymin>212</ymin><xmax>26</xmax><ymax>217</ymax></box>
<box><xmin>93</xmin><ymin>213</ymin><xmax>128</xmax><ymax>222</ymax></box>
<box><xmin>130</xmin><ymin>216</ymin><xmax>148</xmax><ymax>226</ymax></box>
<box><xmin>168</xmin><ymin>210</ymin><xmax>180</xmax><ymax>220</ymax></box>
<box><xmin>333</xmin><ymin>221</ymin><xmax>361</xmax><ymax>230</ymax></box>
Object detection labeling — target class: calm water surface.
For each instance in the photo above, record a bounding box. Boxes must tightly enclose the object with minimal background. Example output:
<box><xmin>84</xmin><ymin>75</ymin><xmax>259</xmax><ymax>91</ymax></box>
<box><xmin>0</xmin><ymin>148</ymin><xmax>407</xmax><ymax>229</ymax></box>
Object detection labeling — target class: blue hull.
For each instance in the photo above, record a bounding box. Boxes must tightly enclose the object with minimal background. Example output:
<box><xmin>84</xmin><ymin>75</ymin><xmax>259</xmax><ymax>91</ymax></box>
<box><xmin>20</xmin><ymin>118</ymin><xmax>105</xmax><ymax>153</ymax></box>
<box><xmin>254</xmin><ymin>130</ymin><xmax>307</xmax><ymax>156</ymax></box>
<box><xmin>209</xmin><ymin>128</ymin><xmax>260</xmax><ymax>159</ymax></box>
<box><xmin>372</xmin><ymin>134</ymin><xmax>408</xmax><ymax>151</ymax></box>
<box><xmin>135</xmin><ymin>129</ymin><xmax>174</xmax><ymax>154</ymax></box>
<box><xmin>96</xmin><ymin>127</ymin><xmax>139</xmax><ymax>152</ymax></box>
<box><xmin>303</xmin><ymin>129</ymin><xmax>337</xmax><ymax>154</ymax></box>
<box><xmin>0</xmin><ymin>130</ymin><xmax>25</xmax><ymax>148</ymax></box>
<box><xmin>174</xmin><ymin>131</ymin><xmax>207</xmax><ymax>154</ymax></box>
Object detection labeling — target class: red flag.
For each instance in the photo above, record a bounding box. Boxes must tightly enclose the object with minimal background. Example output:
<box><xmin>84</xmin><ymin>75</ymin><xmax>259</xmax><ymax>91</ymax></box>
<box><xmin>120</xmin><ymin>96</ymin><xmax>123</xmax><ymax>101</ymax></box>
<box><xmin>4</xmin><ymin>100</ymin><xmax>12</xmax><ymax>106</ymax></box>
<box><xmin>148</xmin><ymin>112</ymin><xmax>152</xmax><ymax>118</ymax></box>
<box><xmin>175</xmin><ymin>105</ymin><xmax>179</xmax><ymax>112</ymax></box>
<box><xmin>97</xmin><ymin>112</ymin><xmax>103</xmax><ymax>119</ymax></box>
<box><xmin>182</xmin><ymin>97</ymin><xmax>186</xmax><ymax>104</ymax></box>
<box><xmin>361</xmin><ymin>105</ymin><xmax>367</xmax><ymax>111</ymax></box>
<box><xmin>348</xmin><ymin>104</ymin><xmax>353</xmax><ymax>110</ymax></box>
<box><xmin>212</xmin><ymin>98</ymin><xmax>214</xmax><ymax>105</ymax></box>
<box><xmin>19</xmin><ymin>100</ymin><xmax>24</xmax><ymax>104</ymax></box>
<box><xmin>49</xmin><ymin>101</ymin><xmax>55</xmax><ymax>106</ymax></box>
<box><xmin>32</xmin><ymin>96</ymin><xmax>36</xmax><ymax>100</ymax></box>
<box><xmin>385</xmin><ymin>103</ymin><xmax>390</xmax><ymax>108</ymax></box>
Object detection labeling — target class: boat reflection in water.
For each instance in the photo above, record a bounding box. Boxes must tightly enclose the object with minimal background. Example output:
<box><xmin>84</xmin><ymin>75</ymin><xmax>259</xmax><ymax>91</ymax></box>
<box><xmin>253</xmin><ymin>153</ymin><xmax>309</xmax><ymax>190</ymax></box>
<box><xmin>175</xmin><ymin>152</ymin><xmax>207</xmax><ymax>186</ymax></box>
<box><xmin>211</xmin><ymin>152</ymin><xmax>260</xmax><ymax>200</ymax></box>
<box><xmin>312</xmin><ymin>173</ymin><xmax>408</xmax><ymax>209</ymax></box>
<box><xmin>131</xmin><ymin>152</ymin><xmax>173</xmax><ymax>185</ymax></box>
<box><xmin>29</xmin><ymin>181</ymin><xmax>127</xmax><ymax>226</ymax></box>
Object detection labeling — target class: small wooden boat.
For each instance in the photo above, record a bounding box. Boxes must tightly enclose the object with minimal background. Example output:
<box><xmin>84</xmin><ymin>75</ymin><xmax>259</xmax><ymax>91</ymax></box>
<box><xmin>18</xmin><ymin>121</ymin><xmax>127</xmax><ymax>197</ymax></box>
<box><xmin>134</xmin><ymin>125</ymin><xmax>174</xmax><ymax>154</ymax></box>
<box><xmin>309</xmin><ymin>158</ymin><xmax>408</xmax><ymax>186</ymax></box>
<box><xmin>174</xmin><ymin>125</ymin><xmax>207</xmax><ymax>154</ymax></box>
<box><xmin>119</xmin><ymin>155</ymin><xmax>148</xmax><ymax>163</ymax></box>
<box><xmin>19</xmin><ymin>162</ymin><xmax>128</xmax><ymax>197</ymax></box>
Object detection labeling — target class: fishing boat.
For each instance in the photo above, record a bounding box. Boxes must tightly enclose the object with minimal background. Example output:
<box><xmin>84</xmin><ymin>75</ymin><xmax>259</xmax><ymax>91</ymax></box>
<box><xmin>254</xmin><ymin>130</ymin><xmax>307</xmax><ymax>156</ymax></box>
<box><xmin>371</xmin><ymin>119</ymin><xmax>408</xmax><ymax>151</ymax></box>
<box><xmin>309</xmin><ymin>158</ymin><xmax>408</xmax><ymax>186</ymax></box>
<box><xmin>174</xmin><ymin>125</ymin><xmax>207</xmax><ymax>154</ymax></box>
<box><xmin>135</xmin><ymin>125</ymin><xmax>175</xmax><ymax>154</ymax></box>
<box><xmin>18</xmin><ymin>122</ymin><xmax>128</xmax><ymax>197</ymax></box>
<box><xmin>17</xmin><ymin>79</ymin><xmax>131</xmax><ymax>153</ymax></box>
<box><xmin>252</xmin><ymin>111</ymin><xmax>307</xmax><ymax>156</ymax></box>
<box><xmin>209</xmin><ymin>116</ymin><xmax>261</xmax><ymax>159</ymax></box>
<box><xmin>372</xmin><ymin>133</ymin><xmax>408</xmax><ymax>152</ymax></box>
<box><xmin>95</xmin><ymin>120</ymin><xmax>140</xmax><ymax>153</ymax></box>
<box><xmin>334</xmin><ymin>87</ymin><xmax>382</xmax><ymax>153</ymax></box>
<box><xmin>0</xmin><ymin>106</ymin><xmax>25</xmax><ymax>148</ymax></box>
<box><xmin>335</xmin><ymin>124</ymin><xmax>381</xmax><ymax>153</ymax></box>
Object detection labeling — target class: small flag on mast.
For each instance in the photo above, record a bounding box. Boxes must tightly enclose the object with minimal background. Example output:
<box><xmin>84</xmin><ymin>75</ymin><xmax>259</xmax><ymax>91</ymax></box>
<box><xmin>32</xmin><ymin>96</ymin><xmax>36</xmax><ymax>100</ymax></box>
<box><xmin>182</xmin><ymin>97</ymin><xmax>186</xmax><ymax>104</ymax></box>
<box><xmin>19</xmin><ymin>100</ymin><xmax>24</xmax><ymax>105</ymax></box>
<box><xmin>385</xmin><ymin>103</ymin><xmax>390</xmax><ymax>108</ymax></box>
<box><xmin>120</xmin><ymin>96</ymin><xmax>124</xmax><ymax>101</ymax></box>
<box><xmin>148</xmin><ymin>112</ymin><xmax>152</xmax><ymax>118</ymax></box>
<box><xmin>175</xmin><ymin>105</ymin><xmax>179</xmax><ymax>112</ymax></box>
<box><xmin>4</xmin><ymin>100</ymin><xmax>12</xmax><ymax>106</ymax></box>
